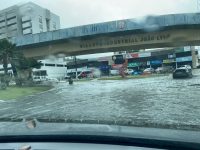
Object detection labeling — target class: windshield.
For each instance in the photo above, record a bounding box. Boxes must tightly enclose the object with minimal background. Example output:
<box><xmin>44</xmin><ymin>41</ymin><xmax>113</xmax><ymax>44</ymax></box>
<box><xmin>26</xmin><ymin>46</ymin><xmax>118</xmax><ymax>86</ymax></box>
<box><xmin>0</xmin><ymin>0</ymin><xmax>200</xmax><ymax>135</ymax></box>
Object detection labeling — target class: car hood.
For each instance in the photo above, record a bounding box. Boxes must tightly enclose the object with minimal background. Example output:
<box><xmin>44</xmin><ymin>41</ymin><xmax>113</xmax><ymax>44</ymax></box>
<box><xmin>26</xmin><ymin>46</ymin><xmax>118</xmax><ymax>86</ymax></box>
<box><xmin>0</xmin><ymin>119</ymin><xmax>200</xmax><ymax>144</ymax></box>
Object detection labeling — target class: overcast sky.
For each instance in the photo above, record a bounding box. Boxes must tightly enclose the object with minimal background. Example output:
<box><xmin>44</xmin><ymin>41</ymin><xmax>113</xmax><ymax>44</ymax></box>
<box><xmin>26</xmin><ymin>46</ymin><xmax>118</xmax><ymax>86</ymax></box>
<box><xmin>0</xmin><ymin>0</ymin><xmax>198</xmax><ymax>58</ymax></box>
<box><xmin>0</xmin><ymin>0</ymin><xmax>198</xmax><ymax>28</ymax></box>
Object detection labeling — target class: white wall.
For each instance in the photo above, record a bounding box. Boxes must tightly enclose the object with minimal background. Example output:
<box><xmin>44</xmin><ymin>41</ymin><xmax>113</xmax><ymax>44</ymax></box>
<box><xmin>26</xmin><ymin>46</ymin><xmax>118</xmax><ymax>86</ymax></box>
<box><xmin>19</xmin><ymin>2</ymin><xmax>60</xmax><ymax>34</ymax></box>
<box><xmin>33</xmin><ymin>58</ymin><xmax>67</xmax><ymax>79</ymax></box>
<box><xmin>50</xmin><ymin>13</ymin><xmax>60</xmax><ymax>30</ymax></box>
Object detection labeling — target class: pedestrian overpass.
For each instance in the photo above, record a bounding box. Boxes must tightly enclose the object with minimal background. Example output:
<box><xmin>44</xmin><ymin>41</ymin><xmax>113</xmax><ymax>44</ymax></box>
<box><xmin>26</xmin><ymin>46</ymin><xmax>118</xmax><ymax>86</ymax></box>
<box><xmin>13</xmin><ymin>13</ymin><xmax>200</xmax><ymax>58</ymax></box>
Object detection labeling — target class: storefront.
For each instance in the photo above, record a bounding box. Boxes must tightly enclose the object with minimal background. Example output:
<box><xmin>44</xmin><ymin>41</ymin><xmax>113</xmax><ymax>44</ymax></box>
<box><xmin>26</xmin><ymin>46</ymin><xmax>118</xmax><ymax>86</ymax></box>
<box><xmin>162</xmin><ymin>59</ymin><xmax>176</xmax><ymax>68</ymax></box>
<box><xmin>176</xmin><ymin>56</ymin><xmax>192</xmax><ymax>67</ymax></box>
<box><xmin>128</xmin><ymin>62</ymin><xmax>146</xmax><ymax>70</ymax></box>
<box><xmin>149</xmin><ymin>60</ymin><xmax>162</xmax><ymax>68</ymax></box>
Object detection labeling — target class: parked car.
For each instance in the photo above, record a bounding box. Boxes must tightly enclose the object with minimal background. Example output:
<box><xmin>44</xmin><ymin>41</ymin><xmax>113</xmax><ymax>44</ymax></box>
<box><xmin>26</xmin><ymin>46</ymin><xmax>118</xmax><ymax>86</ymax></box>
<box><xmin>173</xmin><ymin>66</ymin><xmax>192</xmax><ymax>79</ymax></box>
<box><xmin>78</xmin><ymin>71</ymin><xmax>93</xmax><ymax>79</ymax></box>
<box><xmin>126</xmin><ymin>69</ymin><xmax>134</xmax><ymax>75</ymax></box>
<box><xmin>143</xmin><ymin>68</ymin><xmax>155</xmax><ymax>74</ymax></box>
<box><xmin>179</xmin><ymin>65</ymin><xmax>192</xmax><ymax>70</ymax></box>
<box><xmin>33</xmin><ymin>76</ymin><xmax>47</xmax><ymax>83</ymax></box>
<box><xmin>155</xmin><ymin>67</ymin><xmax>163</xmax><ymax>73</ymax></box>
<box><xmin>47</xmin><ymin>78</ymin><xmax>59</xmax><ymax>83</ymax></box>
<box><xmin>110</xmin><ymin>70</ymin><xmax>119</xmax><ymax>76</ymax></box>
<box><xmin>155</xmin><ymin>66</ymin><xmax>174</xmax><ymax>74</ymax></box>
<box><xmin>132</xmin><ymin>70</ymin><xmax>143</xmax><ymax>75</ymax></box>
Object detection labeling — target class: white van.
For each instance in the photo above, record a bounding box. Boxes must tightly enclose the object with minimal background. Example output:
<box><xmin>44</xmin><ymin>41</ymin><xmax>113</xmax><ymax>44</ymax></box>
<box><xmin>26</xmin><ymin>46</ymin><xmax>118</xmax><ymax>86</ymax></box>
<box><xmin>33</xmin><ymin>76</ymin><xmax>47</xmax><ymax>82</ymax></box>
<box><xmin>110</xmin><ymin>70</ymin><xmax>119</xmax><ymax>76</ymax></box>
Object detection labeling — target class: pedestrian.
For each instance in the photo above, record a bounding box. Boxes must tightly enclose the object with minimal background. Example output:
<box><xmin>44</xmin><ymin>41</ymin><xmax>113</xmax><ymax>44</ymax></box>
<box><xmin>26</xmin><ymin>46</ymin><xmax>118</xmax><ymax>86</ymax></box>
<box><xmin>68</xmin><ymin>77</ymin><xmax>73</xmax><ymax>85</ymax></box>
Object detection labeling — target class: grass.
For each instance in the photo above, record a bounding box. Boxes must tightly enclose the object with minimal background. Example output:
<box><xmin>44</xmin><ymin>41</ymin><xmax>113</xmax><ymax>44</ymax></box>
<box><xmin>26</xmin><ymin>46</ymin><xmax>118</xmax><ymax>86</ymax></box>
<box><xmin>0</xmin><ymin>86</ymin><xmax>52</xmax><ymax>100</ymax></box>
<box><xmin>98</xmin><ymin>74</ymin><xmax>169</xmax><ymax>81</ymax></box>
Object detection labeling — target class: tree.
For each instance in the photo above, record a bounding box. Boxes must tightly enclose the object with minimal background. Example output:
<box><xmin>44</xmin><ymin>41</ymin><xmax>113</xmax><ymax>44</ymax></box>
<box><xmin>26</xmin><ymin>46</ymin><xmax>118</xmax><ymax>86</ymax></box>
<box><xmin>0</xmin><ymin>39</ymin><xmax>16</xmax><ymax>76</ymax></box>
<box><xmin>0</xmin><ymin>39</ymin><xmax>42</xmax><ymax>86</ymax></box>
<box><xmin>16</xmin><ymin>55</ymin><xmax>42</xmax><ymax>86</ymax></box>
<box><xmin>0</xmin><ymin>39</ymin><xmax>18</xmax><ymax>86</ymax></box>
<box><xmin>16</xmin><ymin>56</ymin><xmax>42</xmax><ymax>80</ymax></box>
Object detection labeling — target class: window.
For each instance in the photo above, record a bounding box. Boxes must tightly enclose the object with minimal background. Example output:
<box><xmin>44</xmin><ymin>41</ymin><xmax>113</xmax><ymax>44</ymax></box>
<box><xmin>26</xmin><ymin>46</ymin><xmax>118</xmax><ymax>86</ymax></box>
<box><xmin>33</xmin><ymin>70</ymin><xmax>47</xmax><ymax>76</ymax></box>
<box><xmin>53</xmin><ymin>22</ymin><xmax>56</xmax><ymax>30</ymax></box>
<box><xmin>39</xmin><ymin>16</ymin><xmax>42</xmax><ymax>23</ymax></box>
<box><xmin>46</xmin><ymin>19</ymin><xmax>50</xmax><ymax>31</ymax></box>
<box><xmin>39</xmin><ymin>24</ymin><xmax>43</xmax><ymax>32</ymax></box>
<box><xmin>45</xmin><ymin>64</ymin><xmax>56</xmax><ymax>67</ymax></box>
<box><xmin>57</xmin><ymin>64</ymin><xmax>64</xmax><ymax>67</ymax></box>
<box><xmin>39</xmin><ymin>24</ymin><xmax>43</xmax><ymax>29</ymax></box>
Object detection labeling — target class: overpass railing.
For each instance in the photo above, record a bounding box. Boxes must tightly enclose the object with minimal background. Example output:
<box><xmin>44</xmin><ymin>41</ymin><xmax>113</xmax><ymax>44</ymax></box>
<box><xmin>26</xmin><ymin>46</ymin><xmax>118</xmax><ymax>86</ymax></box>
<box><xmin>13</xmin><ymin>13</ymin><xmax>200</xmax><ymax>47</ymax></box>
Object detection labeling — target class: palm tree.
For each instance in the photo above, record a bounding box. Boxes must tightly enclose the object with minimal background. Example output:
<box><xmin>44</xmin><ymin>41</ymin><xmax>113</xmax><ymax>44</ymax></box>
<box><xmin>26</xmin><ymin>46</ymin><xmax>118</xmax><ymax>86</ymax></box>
<box><xmin>0</xmin><ymin>39</ymin><xmax>16</xmax><ymax>76</ymax></box>
<box><xmin>0</xmin><ymin>39</ymin><xmax>18</xmax><ymax>86</ymax></box>
<box><xmin>0</xmin><ymin>39</ymin><xmax>42</xmax><ymax>86</ymax></box>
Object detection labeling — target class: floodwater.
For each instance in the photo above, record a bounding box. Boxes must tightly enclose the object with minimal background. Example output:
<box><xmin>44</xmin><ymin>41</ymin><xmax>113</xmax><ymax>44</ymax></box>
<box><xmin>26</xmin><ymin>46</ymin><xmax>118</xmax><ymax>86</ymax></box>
<box><xmin>1</xmin><ymin>71</ymin><xmax>200</xmax><ymax>130</ymax></box>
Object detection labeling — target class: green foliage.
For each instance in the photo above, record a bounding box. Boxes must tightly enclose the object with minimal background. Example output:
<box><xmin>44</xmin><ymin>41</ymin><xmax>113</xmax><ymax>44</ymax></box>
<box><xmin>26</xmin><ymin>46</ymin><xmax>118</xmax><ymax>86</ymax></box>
<box><xmin>0</xmin><ymin>39</ymin><xmax>42</xmax><ymax>87</ymax></box>
<box><xmin>16</xmin><ymin>56</ymin><xmax>42</xmax><ymax>70</ymax></box>
<box><xmin>0</xmin><ymin>39</ymin><xmax>16</xmax><ymax>76</ymax></box>
<box><xmin>0</xmin><ymin>74</ymin><xmax>8</xmax><ymax>90</ymax></box>
<box><xmin>0</xmin><ymin>86</ymin><xmax>52</xmax><ymax>100</ymax></box>
<box><xmin>0</xmin><ymin>39</ymin><xmax>16</xmax><ymax>53</ymax></box>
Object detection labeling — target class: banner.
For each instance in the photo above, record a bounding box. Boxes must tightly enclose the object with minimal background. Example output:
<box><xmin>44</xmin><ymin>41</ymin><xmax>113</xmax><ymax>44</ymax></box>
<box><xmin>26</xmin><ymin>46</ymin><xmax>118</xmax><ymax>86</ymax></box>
<box><xmin>163</xmin><ymin>59</ymin><xmax>175</xmax><ymax>64</ymax></box>
<box><xmin>138</xmin><ymin>52</ymin><xmax>151</xmax><ymax>58</ymax></box>
<box><xmin>150</xmin><ymin>60</ymin><xmax>162</xmax><ymax>65</ymax></box>
<box><xmin>176</xmin><ymin>56</ymin><xmax>192</xmax><ymax>62</ymax></box>
<box><xmin>175</xmin><ymin>48</ymin><xmax>184</xmax><ymax>53</ymax></box>
<box><xmin>128</xmin><ymin>63</ymin><xmax>140</xmax><ymax>67</ymax></box>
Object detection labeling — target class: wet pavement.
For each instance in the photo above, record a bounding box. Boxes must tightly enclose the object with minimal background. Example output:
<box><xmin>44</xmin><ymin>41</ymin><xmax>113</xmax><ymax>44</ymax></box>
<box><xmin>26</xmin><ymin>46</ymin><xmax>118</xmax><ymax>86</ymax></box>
<box><xmin>1</xmin><ymin>70</ymin><xmax>200</xmax><ymax>130</ymax></box>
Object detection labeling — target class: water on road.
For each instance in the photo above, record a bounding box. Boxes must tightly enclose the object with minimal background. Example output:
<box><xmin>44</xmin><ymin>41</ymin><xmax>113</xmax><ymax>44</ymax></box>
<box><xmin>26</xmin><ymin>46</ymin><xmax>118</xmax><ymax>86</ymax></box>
<box><xmin>1</xmin><ymin>73</ymin><xmax>200</xmax><ymax>130</ymax></box>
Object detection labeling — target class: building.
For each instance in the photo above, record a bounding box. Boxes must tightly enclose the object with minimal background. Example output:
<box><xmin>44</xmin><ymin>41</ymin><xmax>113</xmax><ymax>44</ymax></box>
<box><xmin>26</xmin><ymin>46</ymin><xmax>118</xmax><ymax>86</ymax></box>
<box><xmin>113</xmin><ymin>46</ymin><xmax>199</xmax><ymax>71</ymax></box>
<box><xmin>32</xmin><ymin>58</ymin><xmax>67</xmax><ymax>80</ymax></box>
<box><xmin>0</xmin><ymin>2</ymin><xmax>65</xmax><ymax>79</ymax></box>
<box><xmin>66</xmin><ymin>57</ymin><xmax>112</xmax><ymax>78</ymax></box>
<box><xmin>0</xmin><ymin>2</ymin><xmax>60</xmax><ymax>40</ymax></box>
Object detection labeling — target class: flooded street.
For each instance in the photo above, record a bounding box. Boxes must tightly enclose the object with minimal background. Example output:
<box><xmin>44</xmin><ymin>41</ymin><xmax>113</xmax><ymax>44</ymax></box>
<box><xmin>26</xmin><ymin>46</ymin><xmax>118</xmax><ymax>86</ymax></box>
<box><xmin>1</xmin><ymin>71</ymin><xmax>200</xmax><ymax>130</ymax></box>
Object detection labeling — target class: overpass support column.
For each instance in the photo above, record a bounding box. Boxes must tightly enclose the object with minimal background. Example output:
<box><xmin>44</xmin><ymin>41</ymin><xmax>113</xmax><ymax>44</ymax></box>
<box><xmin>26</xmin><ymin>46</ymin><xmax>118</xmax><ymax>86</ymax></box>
<box><xmin>191</xmin><ymin>46</ymin><xmax>197</xmax><ymax>69</ymax></box>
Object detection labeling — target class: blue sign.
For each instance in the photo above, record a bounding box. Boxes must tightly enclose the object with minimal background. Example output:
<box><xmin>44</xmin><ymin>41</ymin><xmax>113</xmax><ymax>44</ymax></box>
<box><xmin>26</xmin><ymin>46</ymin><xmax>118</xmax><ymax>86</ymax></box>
<box><xmin>150</xmin><ymin>60</ymin><xmax>162</xmax><ymax>65</ymax></box>
<box><xmin>176</xmin><ymin>56</ymin><xmax>192</xmax><ymax>62</ymax></box>
<box><xmin>99</xmin><ymin>65</ymin><xmax>110</xmax><ymax>71</ymax></box>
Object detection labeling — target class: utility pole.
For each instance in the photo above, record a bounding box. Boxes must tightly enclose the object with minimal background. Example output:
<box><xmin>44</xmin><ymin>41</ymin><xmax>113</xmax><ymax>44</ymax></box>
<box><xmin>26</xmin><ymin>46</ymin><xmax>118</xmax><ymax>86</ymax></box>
<box><xmin>74</xmin><ymin>56</ymin><xmax>78</xmax><ymax>79</ymax></box>
<box><xmin>191</xmin><ymin>46</ymin><xmax>197</xmax><ymax>69</ymax></box>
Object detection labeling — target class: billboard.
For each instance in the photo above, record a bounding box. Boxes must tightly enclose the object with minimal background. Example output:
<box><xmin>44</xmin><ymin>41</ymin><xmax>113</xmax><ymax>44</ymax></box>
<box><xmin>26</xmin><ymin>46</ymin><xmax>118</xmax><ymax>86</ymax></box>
<box><xmin>150</xmin><ymin>60</ymin><xmax>162</xmax><ymax>65</ymax></box>
<box><xmin>176</xmin><ymin>56</ymin><xmax>192</xmax><ymax>62</ymax></box>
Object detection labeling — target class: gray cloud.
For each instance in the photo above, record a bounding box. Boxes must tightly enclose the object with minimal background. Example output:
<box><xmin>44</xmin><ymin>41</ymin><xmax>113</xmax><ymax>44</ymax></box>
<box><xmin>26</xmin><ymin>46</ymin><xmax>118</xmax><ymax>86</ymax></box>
<box><xmin>0</xmin><ymin>0</ymin><xmax>197</xmax><ymax>58</ymax></box>
<box><xmin>0</xmin><ymin>0</ymin><xmax>197</xmax><ymax>28</ymax></box>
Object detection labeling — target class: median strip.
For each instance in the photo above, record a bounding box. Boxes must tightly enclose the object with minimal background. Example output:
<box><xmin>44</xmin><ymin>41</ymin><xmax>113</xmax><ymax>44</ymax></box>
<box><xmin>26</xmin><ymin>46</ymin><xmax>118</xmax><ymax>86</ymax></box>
<box><xmin>0</xmin><ymin>86</ymin><xmax>52</xmax><ymax>100</ymax></box>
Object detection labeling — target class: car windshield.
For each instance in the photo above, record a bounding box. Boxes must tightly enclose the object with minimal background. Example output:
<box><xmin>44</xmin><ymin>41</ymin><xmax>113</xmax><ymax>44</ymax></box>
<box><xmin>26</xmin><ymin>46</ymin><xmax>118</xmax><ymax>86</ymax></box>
<box><xmin>0</xmin><ymin>0</ymin><xmax>200</xmax><ymax>135</ymax></box>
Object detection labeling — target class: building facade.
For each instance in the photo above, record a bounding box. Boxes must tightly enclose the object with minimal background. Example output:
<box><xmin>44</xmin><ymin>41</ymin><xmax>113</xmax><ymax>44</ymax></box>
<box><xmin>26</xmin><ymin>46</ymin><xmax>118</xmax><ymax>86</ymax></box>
<box><xmin>32</xmin><ymin>58</ymin><xmax>68</xmax><ymax>80</ymax></box>
<box><xmin>0</xmin><ymin>2</ymin><xmax>64</xmax><ymax>79</ymax></box>
<box><xmin>113</xmin><ymin>47</ymin><xmax>199</xmax><ymax>70</ymax></box>
<box><xmin>0</xmin><ymin>2</ymin><xmax>60</xmax><ymax>40</ymax></box>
